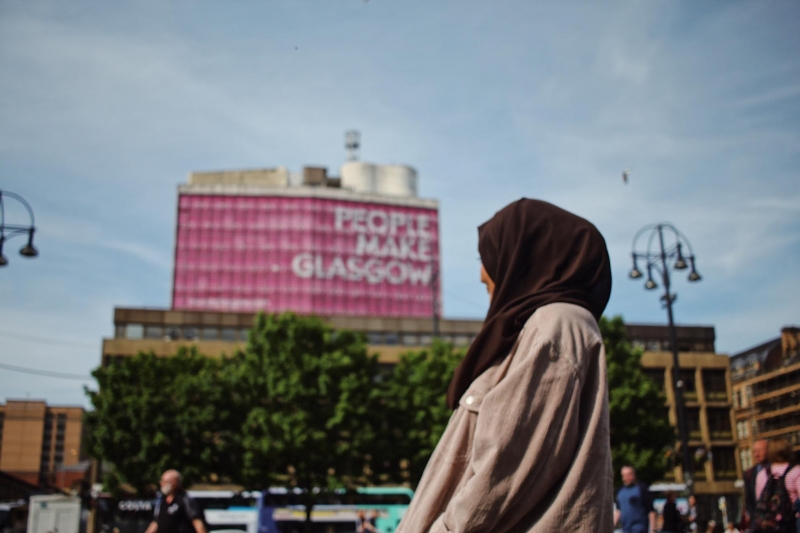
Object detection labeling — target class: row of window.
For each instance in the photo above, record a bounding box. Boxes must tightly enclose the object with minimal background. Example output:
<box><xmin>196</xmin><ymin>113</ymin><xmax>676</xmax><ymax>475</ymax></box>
<box><xmin>40</xmin><ymin>414</ymin><xmax>67</xmax><ymax>471</ymax></box>
<box><xmin>662</xmin><ymin>446</ymin><xmax>738</xmax><ymax>481</ymax></box>
<box><xmin>681</xmin><ymin>407</ymin><xmax>733</xmax><ymax>441</ymax></box>
<box><xmin>116</xmin><ymin>323</ymin><xmax>477</xmax><ymax>347</ymax></box>
<box><xmin>643</xmin><ymin>368</ymin><xmax>729</xmax><ymax>402</ymax></box>
<box><xmin>736</xmin><ymin>377</ymin><xmax>800</xmax><ymax>411</ymax></box>
<box><xmin>631</xmin><ymin>339</ymin><xmax>715</xmax><ymax>353</ymax></box>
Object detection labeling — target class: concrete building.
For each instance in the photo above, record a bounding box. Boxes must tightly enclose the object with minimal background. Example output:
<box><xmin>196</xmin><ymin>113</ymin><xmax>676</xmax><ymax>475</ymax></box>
<box><xmin>104</xmin><ymin>307</ymin><xmax>483</xmax><ymax>368</ymax></box>
<box><xmin>731</xmin><ymin>327</ymin><xmax>800</xmax><ymax>469</ymax></box>
<box><xmin>625</xmin><ymin>324</ymin><xmax>740</xmax><ymax>515</ymax></box>
<box><xmin>0</xmin><ymin>400</ymin><xmax>89</xmax><ymax>490</ymax></box>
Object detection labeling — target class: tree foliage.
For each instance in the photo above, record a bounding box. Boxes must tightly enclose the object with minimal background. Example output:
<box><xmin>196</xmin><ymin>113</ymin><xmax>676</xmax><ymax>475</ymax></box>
<box><xmin>85</xmin><ymin>311</ymin><xmax>672</xmax><ymax>504</ymax></box>
<box><xmin>227</xmin><ymin>312</ymin><xmax>378</xmax><ymax>517</ymax></box>
<box><xmin>601</xmin><ymin>315</ymin><xmax>674</xmax><ymax>487</ymax></box>
<box><xmin>84</xmin><ymin>347</ymin><xmax>237</xmax><ymax>495</ymax></box>
<box><xmin>372</xmin><ymin>340</ymin><xmax>464</xmax><ymax>487</ymax></box>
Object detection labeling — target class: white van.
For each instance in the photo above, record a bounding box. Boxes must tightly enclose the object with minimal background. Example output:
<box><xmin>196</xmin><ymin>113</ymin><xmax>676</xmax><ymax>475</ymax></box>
<box><xmin>27</xmin><ymin>494</ymin><xmax>81</xmax><ymax>533</ymax></box>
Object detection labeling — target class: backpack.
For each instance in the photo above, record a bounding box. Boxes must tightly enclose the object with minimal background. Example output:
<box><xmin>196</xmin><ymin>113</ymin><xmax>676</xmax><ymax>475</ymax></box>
<box><xmin>752</xmin><ymin>465</ymin><xmax>797</xmax><ymax>533</ymax></box>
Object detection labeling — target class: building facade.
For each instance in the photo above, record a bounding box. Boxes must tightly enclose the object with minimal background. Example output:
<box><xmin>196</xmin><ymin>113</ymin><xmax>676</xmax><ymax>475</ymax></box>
<box><xmin>104</xmin><ymin>307</ymin><xmax>483</xmax><ymax>368</ymax></box>
<box><xmin>731</xmin><ymin>327</ymin><xmax>800</xmax><ymax>469</ymax></box>
<box><xmin>172</xmin><ymin>164</ymin><xmax>440</xmax><ymax>318</ymax></box>
<box><xmin>0</xmin><ymin>400</ymin><xmax>89</xmax><ymax>490</ymax></box>
<box><xmin>626</xmin><ymin>324</ymin><xmax>740</xmax><ymax>516</ymax></box>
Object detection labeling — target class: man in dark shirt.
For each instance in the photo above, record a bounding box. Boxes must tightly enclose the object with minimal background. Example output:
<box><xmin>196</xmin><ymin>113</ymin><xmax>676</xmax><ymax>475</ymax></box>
<box><xmin>743</xmin><ymin>439</ymin><xmax>769</xmax><ymax>532</ymax></box>
<box><xmin>614</xmin><ymin>466</ymin><xmax>656</xmax><ymax>533</ymax></box>
<box><xmin>144</xmin><ymin>470</ymin><xmax>206</xmax><ymax>533</ymax></box>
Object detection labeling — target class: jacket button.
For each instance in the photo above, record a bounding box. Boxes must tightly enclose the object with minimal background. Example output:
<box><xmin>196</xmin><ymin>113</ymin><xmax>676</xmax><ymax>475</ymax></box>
<box><xmin>465</xmin><ymin>396</ymin><xmax>474</xmax><ymax>405</ymax></box>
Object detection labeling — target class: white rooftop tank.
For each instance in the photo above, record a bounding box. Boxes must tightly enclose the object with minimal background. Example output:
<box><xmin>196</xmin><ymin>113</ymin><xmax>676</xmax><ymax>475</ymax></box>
<box><xmin>341</xmin><ymin>162</ymin><xmax>417</xmax><ymax>198</ymax></box>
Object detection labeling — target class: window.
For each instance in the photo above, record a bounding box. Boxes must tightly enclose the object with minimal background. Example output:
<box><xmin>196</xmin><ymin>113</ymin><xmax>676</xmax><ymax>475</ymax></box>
<box><xmin>453</xmin><ymin>334</ymin><xmax>470</xmax><ymax>347</ymax></box>
<box><xmin>680</xmin><ymin>369</ymin><xmax>697</xmax><ymax>401</ymax></box>
<box><xmin>383</xmin><ymin>332</ymin><xmax>399</xmax><ymax>345</ymax></box>
<box><xmin>686</xmin><ymin>408</ymin><xmax>702</xmax><ymax>440</ymax></box>
<box><xmin>184</xmin><ymin>327</ymin><xmax>199</xmax><ymax>340</ymax></box>
<box><xmin>702</xmin><ymin>370</ymin><xmax>728</xmax><ymax>402</ymax></box>
<box><xmin>201</xmin><ymin>327</ymin><xmax>219</xmax><ymax>340</ymax></box>
<box><xmin>647</xmin><ymin>340</ymin><xmax>661</xmax><ymax>352</ymax></box>
<box><xmin>419</xmin><ymin>334</ymin><xmax>433</xmax><ymax>346</ymax></box>
<box><xmin>125</xmin><ymin>324</ymin><xmax>144</xmax><ymax>339</ymax></box>
<box><xmin>401</xmin><ymin>333</ymin><xmax>419</xmax><ymax>346</ymax></box>
<box><xmin>144</xmin><ymin>325</ymin><xmax>163</xmax><ymax>339</ymax></box>
<box><xmin>736</xmin><ymin>420</ymin><xmax>749</xmax><ymax>440</ymax></box>
<box><xmin>712</xmin><ymin>447</ymin><xmax>737</xmax><ymax>480</ymax></box>
<box><xmin>115</xmin><ymin>325</ymin><xmax>126</xmax><ymax>338</ymax></box>
<box><xmin>366</xmin><ymin>332</ymin><xmax>383</xmax><ymax>345</ymax></box>
<box><xmin>740</xmin><ymin>448</ymin><xmax>752</xmax><ymax>471</ymax></box>
<box><xmin>707</xmin><ymin>408</ymin><xmax>732</xmax><ymax>440</ymax></box>
<box><xmin>166</xmin><ymin>327</ymin><xmax>181</xmax><ymax>340</ymax></box>
<box><xmin>221</xmin><ymin>328</ymin><xmax>237</xmax><ymax>342</ymax></box>
<box><xmin>239</xmin><ymin>329</ymin><xmax>250</xmax><ymax>342</ymax></box>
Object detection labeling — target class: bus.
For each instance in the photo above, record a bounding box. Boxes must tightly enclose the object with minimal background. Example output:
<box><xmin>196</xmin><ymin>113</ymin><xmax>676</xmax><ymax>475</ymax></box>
<box><xmin>257</xmin><ymin>486</ymin><xmax>412</xmax><ymax>533</ymax></box>
<box><xmin>99</xmin><ymin>490</ymin><xmax>259</xmax><ymax>533</ymax></box>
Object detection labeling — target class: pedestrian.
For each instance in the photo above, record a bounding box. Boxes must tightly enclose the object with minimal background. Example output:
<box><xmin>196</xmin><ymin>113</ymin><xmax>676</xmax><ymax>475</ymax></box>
<box><xmin>687</xmin><ymin>495</ymin><xmax>700</xmax><ymax>532</ymax></box>
<box><xmin>793</xmin><ymin>497</ymin><xmax>800</xmax><ymax>533</ymax></box>
<box><xmin>661</xmin><ymin>491</ymin><xmax>683</xmax><ymax>533</ymax></box>
<box><xmin>706</xmin><ymin>520</ymin><xmax>717</xmax><ymax>533</ymax></box>
<box><xmin>614</xmin><ymin>466</ymin><xmax>656</xmax><ymax>533</ymax></box>
<box><xmin>357</xmin><ymin>510</ymin><xmax>377</xmax><ymax>533</ymax></box>
<box><xmin>726</xmin><ymin>522</ymin><xmax>741</xmax><ymax>533</ymax></box>
<box><xmin>144</xmin><ymin>470</ymin><xmax>206</xmax><ymax>533</ymax></box>
<box><xmin>753</xmin><ymin>438</ymin><xmax>799</xmax><ymax>532</ymax></box>
<box><xmin>744</xmin><ymin>439</ymin><xmax>770</xmax><ymax>531</ymax></box>
<box><xmin>395</xmin><ymin>199</ymin><xmax>614</xmax><ymax>533</ymax></box>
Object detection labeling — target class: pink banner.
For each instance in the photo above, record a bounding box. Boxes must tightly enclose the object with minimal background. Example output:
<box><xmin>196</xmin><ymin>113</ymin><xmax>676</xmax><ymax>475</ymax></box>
<box><xmin>172</xmin><ymin>195</ymin><xmax>441</xmax><ymax>318</ymax></box>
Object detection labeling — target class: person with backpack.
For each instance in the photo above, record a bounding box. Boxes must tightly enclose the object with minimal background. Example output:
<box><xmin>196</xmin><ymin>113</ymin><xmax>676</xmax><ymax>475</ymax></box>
<box><xmin>144</xmin><ymin>470</ymin><xmax>206</xmax><ymax>533</ymax></box>
<box><xmin>753</xmin><ymin>439</ymin><xmax>799</xmax><ymax>533</ymax></box>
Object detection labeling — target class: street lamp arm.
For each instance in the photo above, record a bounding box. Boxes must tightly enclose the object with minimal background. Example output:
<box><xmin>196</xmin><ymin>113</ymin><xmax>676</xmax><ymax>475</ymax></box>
<box><xmin>0</xmin><ymin>190</ymin><xmax>36</xmax><ymax>227</ymax></box>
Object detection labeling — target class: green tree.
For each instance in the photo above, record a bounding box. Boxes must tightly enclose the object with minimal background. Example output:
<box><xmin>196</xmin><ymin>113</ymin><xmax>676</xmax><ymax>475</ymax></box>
<box><xmin>227</xmin><ymin>312</ymin><xmax>377</xmax><ymax>530</ymax></box>
<box><xmin>84</xmin><ymin>347</ymin><xmax>237</xmax><ymax>495</ymax></box>
<box><xmin>601</xmin><ymin>315</ymin><xmax>674</xmax><ymax>487</ymax></box>
<box><xmin>374</xmin><ymin>340</ymin><xmax>464</xmax><ymax>487</ymax></box>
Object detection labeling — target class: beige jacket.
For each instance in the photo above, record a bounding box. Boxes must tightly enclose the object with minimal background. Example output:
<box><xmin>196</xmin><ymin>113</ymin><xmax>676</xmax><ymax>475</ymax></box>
<box><xmin>396</xmin><ymin>303</ymin><xmax>614</xmax><ymax>533</ymax></box>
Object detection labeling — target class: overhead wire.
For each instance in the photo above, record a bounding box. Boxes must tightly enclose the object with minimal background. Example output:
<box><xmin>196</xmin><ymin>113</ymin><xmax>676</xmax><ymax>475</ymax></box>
<box><xmin>0</xmin><ymin>329</ymin><xmax>98</xmax><ymax>348</ymax></box>
<box><xmin>0</xmin><ymin>361</ymin><xmax>94</xmax><ymax>381</ymax></box>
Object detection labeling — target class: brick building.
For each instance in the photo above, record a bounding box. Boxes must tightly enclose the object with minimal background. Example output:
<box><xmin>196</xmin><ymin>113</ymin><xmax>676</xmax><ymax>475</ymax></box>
<box><xmin>0</xmin><ymin>400</ymin><xmax>89</xmax><ymax>491</ymax></box>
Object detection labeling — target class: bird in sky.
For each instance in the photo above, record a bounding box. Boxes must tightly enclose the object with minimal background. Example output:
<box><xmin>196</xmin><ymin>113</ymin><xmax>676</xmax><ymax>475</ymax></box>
<box><xmin>622</xmin><ymin>169</ymin><xmax>630</xmax><ymax>184</ymax></box>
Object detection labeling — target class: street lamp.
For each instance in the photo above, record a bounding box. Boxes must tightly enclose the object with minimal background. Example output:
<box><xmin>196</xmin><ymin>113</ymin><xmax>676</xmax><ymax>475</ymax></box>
<box><xmin>430</xmin><ymin>262</ymin><xmax>440</xmax><ymax>338</ymax></box>
<box><xmin>0</xmin><ymin>190</ymin><xmax>38</xmax><ymax>267</ymax></box>
<box><xmin>629</xmin><ymin>223</ymin><xmax>702</xmax><ymax>494</ymax></box>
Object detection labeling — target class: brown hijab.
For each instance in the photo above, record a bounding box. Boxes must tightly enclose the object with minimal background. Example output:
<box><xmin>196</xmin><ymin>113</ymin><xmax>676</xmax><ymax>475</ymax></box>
<box><xmin>446</xmin><ymin>198</ymin><xmax>612</xmax><ymax>409</ymax></box>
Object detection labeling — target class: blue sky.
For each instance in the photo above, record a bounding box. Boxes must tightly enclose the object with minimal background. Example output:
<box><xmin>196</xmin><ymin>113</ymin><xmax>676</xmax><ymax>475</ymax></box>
<box><xmin>1</xmin><ymin>1</ymin><xmax>798</xmax><ymax>406</ymax></box>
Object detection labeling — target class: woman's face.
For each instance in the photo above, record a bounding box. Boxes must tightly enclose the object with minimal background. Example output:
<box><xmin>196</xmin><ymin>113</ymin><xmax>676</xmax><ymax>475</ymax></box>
<box><xmin>480</xmin><ymin>264</ymin><xmax>496</xmax><ymax>302</ymax></box>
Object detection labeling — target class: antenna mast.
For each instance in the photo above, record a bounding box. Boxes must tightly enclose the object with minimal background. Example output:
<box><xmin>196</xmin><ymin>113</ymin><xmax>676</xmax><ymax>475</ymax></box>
<box><xmin>345</xmin><ymin>130</ymin><xmax>360</xmax><ymax>161</ymax></box>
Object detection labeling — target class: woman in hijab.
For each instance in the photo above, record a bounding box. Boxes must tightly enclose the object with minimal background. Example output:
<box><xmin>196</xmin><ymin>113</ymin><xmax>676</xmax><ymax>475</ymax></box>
<box><xmin>396</xmin><ymin>199</ymin><xmax>614</xmax><ymax>533</ymax></box>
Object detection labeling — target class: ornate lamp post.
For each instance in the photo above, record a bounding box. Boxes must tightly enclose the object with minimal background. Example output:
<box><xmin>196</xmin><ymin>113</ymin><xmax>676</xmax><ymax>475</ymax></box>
<box><xmin>629</xmin><ymin>223</ymin><xmax>702</xmax><ymax>493</ymax></box>
<box><xmin>0</xmin><ymin>190</ymin><xmax>39</xmax><ymax>267</ymax></box>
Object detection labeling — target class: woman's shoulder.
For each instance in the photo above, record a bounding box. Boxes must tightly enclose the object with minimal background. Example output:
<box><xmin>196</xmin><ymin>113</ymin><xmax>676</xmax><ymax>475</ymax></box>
<box><xmin>523</xmin><ymin>303</ymin><xmax>602</xmax><ymax>343</ymax></box>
